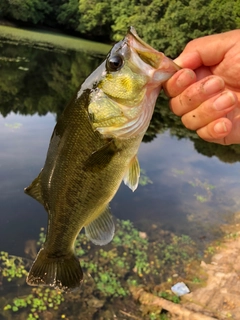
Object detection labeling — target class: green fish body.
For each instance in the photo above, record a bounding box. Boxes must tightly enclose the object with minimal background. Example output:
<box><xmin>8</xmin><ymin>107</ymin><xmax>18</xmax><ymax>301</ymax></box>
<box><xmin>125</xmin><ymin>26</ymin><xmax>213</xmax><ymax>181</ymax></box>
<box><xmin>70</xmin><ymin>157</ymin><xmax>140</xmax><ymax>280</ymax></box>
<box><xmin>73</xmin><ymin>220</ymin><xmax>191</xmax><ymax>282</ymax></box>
<box><xmin>25</xmin><ymin>27</ymin><xmax>179</xmax><ymax>292</ymax></box>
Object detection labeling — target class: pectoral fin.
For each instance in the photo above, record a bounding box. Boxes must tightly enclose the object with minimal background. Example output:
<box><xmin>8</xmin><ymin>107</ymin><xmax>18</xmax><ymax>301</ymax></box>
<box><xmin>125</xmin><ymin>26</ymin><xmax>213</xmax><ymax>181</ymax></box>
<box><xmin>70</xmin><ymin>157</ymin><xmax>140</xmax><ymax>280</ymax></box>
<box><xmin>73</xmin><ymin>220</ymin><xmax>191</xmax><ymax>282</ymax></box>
<box><xmin>24</xmin><ymin>170</ymin><xmax>44</xmax><ymax>205</ymax></box>
<box><xmin>85</xmin><ymin>205</ymin><xmax>115</xmax><ymax>245</ymax></box>
<box><xmin>123</xmin><ymin>155</ymin><xmax>140</xmax><ymax>192</ymax></box>
<box><xmin>83</xmin><ymin>139</ymin><xmax>119</xmax><ymax>172</ymax></box>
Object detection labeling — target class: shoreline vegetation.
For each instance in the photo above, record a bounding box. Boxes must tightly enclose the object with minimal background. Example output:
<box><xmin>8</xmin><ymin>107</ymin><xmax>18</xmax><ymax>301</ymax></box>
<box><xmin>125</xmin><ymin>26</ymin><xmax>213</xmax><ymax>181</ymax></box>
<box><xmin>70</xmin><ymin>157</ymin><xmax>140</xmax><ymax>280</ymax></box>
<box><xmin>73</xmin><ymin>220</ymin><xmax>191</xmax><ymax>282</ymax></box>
<box><xmin>0</xmin><ymin>25</ymin><xmax>111</xmax><ymax>54</ymax></box>
<box><xmin>0</xmin><ymin>0</ymin><xmax>239</xmax><ymax>58</ymax></box>
<box><xmin>1</xmin><ymin>218</ymin><xmax>240</xmax><ymax>319</ymax></box>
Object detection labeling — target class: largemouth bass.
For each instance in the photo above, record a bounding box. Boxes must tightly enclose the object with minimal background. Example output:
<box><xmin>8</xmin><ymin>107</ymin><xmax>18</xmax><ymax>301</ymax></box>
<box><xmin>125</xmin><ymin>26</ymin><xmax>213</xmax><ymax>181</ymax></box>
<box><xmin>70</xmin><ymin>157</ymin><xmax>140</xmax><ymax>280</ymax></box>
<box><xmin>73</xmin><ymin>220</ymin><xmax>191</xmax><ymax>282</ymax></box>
<box><xmin>25</xmin><ymin>27</ymin><xmax>179</xmax><ymax>292</ymax></box>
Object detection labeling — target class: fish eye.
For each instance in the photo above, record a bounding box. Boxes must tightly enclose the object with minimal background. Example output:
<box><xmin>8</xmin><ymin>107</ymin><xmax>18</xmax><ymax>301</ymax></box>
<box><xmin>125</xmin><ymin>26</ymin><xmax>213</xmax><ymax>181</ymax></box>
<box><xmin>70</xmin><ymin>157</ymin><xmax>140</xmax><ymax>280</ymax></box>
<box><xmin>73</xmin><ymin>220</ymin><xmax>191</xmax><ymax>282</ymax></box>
<box><xmin>106</xmin><ymin>54</ymin><xmax>124</xmax><ymax>72</ymax></box>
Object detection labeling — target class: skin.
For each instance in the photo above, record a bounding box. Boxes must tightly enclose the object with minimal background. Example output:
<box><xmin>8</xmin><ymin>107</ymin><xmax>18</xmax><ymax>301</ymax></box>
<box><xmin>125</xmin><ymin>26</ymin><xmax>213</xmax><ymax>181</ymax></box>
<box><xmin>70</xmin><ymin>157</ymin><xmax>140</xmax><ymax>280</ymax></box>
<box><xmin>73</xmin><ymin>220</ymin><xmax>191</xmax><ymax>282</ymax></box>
<box><xmin>164</xmin><ymin>30</ymin><xmax>240</xmax><ymax>145</ymax></box>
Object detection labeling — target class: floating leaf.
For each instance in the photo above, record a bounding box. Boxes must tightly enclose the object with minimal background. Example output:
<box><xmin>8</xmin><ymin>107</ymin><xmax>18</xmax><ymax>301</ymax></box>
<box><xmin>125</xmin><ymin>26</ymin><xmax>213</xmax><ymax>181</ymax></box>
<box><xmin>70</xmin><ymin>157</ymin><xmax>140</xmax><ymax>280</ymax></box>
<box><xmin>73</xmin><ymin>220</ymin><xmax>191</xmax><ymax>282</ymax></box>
<box><xmin>5</xmin><ymin>123</ymin><xmax>22</xmax><ymax>129</ymax></box>
<box><xmin>139</xmin><ymin>169</ymin><xmax>153</xmax><ymax>186</ymax></box>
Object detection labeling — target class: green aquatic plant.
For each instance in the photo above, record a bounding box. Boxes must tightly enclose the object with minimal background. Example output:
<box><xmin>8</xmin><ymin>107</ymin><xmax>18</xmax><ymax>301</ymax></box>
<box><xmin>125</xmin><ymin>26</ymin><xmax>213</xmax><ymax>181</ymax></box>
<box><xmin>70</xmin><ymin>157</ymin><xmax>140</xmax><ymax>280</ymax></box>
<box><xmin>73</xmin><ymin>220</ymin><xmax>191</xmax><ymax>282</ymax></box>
<box><xmin>225</xmin><ymin>232</ymin><xmax>239</xmax><ymax>240</ymax></box>
<box><xmin>154</xmin><ymin>234</ymin><xmax>195</xmax><ymax>270</ymax></box>
<box><xmin>94</xmin><ymin>271</ymin><xmax>128</xmax><ymax>297</ymax></box>
<box><xmin>189</xmin><ymin>179</ymin><xmax>215</xmax><ymax>190</ymax></box>
<box><xmin>189</xmin><ymin>178</ymin><xmax>216</xmax><ymax>203</ymax></box>
<box><xmin>4</xmin><ymin>122</ymin><xmax>22</xmax><ymax>129</ymax></box>
<box><xmin>36</xmin><ymin>227</ymin><xmax>46</xmax><ymax>246</ymax></box>
<box><xmin>192</xmin><ymin>276</ymin><xmax>202</xmax><ymax>284</ymax></box>
<box><xmin>149</xmin><ymin>312</ymin><xmax>161</xmax><ymax>320</ymax></box>
<box><xmin>179</xmin><ymin>234</ymin><xmax>192</xmax><ymax>245</ymax></box>
<box><xmin>147</xmin><ymin>312</ymin><xmax>170</xmax><ymax>320</ymax></box>
<box><xmin>205</xmin><ymin>246</ymin><xmax>215</xmax><ymax>255</ymax></box>
<box><xmin>75</xmin><ymin>220</ymin><xmax>197</xmax><ymax>296</ymax></box>
<box><xmin>157</xmin><ymin>291</ymin><xmax>180</xmax><ymax>304</ymax></box>
<box><xmin>2</xmin><ymin>220</ymin><xmax>198</xmax><ymax>319</ymax></box>
<box><xmin>4</xmin><ymin>287</ymin><xmax>64</xmax><ymax>320</ymax></box>
<box><xmin>0</xmin><ymin>251</ymin><xmax>28</xmax><ymax>281</ymax></box>
<box><xmin>171</xmin><ymin>168</ymin><xmax>185</xmax><ymax>176</ymax></box>
<box><xmin>139</xmin><ymin>168</ymin><xmax>153</xmax><ymax>186</ymax></box>
<box><xmin>194</xmin><ymin>194</ymin><xmax>208</xmax><ymax>203</ymax></box>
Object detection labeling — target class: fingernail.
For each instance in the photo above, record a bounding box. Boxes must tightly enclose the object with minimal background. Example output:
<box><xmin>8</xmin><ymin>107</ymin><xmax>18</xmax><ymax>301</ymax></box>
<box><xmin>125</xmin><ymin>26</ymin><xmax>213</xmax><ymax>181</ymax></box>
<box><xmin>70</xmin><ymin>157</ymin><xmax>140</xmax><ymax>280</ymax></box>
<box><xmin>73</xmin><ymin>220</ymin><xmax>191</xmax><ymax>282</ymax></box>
<box><xmin>213</xmin><ymin>91</ymin><xmax>236</xmax><ymax>110</ymax></box>
<box><xmin>203</xmin><ymin>77</ymin><xmax>224</xmax><ymax>95</ymax></box>
<box><xmin>173</xmin><ymin>57</ymin><xmax>183</xmax><ymax>67</ymax></box>
<box><xmin>214</xmin><ymin>121</ymin><xmax>228</xmax><ymax>133</ymax></box>
<box><xmin>176</xmin><ymin>69</ymin><xmax>195</xmax><ymax>88</ymax></box>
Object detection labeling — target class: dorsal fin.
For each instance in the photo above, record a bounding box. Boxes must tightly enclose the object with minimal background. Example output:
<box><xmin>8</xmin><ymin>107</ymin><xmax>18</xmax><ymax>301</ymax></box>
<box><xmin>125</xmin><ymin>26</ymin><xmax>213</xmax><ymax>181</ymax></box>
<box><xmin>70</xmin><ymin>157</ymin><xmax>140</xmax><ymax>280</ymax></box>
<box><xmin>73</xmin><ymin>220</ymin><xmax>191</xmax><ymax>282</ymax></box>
<box><xmin>84</xmin><ymin>205</ymin><xmax>115</xmax><ymax>245</ymax></box>
<box><xmin>24</xmin><ymin>170</ymin><xmax>44</xmax><ymax>205</ymax></box>
<box><xmin>123</xmin><ymin>155</ymin><xmax>140</xmax><ymax>192</ymax></box>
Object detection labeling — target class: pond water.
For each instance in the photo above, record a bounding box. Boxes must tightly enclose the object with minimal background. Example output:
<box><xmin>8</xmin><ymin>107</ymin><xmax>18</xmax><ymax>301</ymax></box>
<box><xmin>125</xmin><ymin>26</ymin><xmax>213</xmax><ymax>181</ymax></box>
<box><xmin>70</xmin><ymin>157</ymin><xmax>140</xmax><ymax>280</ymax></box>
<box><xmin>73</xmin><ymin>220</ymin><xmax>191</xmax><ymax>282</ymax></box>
<box><xmin>0</xmin><ymin>41</ymin><xmax>240</xmax><ymax>319</ymax></box>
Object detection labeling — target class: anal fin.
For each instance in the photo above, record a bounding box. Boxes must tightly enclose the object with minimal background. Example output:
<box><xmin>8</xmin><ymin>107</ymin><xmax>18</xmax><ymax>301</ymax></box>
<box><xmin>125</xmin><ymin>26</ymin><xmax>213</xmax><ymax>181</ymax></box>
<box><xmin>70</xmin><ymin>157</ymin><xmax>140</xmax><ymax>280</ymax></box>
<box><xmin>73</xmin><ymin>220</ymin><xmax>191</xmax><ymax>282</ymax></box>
<box><xmin>85</xmin><ymin>206</ymin><xmax>115</xmax><ymax>245</ymax></box>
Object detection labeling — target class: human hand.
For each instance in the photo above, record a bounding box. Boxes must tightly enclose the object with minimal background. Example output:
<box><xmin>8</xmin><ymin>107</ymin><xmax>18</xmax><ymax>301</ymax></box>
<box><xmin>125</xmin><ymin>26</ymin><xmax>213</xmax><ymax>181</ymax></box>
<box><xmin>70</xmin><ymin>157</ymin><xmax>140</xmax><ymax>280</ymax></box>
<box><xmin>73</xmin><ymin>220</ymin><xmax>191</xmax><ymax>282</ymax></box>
<box><xmin>164</xmin><ymin>30</ymin><xmax>240</xmax><ymax>145</ymax></box>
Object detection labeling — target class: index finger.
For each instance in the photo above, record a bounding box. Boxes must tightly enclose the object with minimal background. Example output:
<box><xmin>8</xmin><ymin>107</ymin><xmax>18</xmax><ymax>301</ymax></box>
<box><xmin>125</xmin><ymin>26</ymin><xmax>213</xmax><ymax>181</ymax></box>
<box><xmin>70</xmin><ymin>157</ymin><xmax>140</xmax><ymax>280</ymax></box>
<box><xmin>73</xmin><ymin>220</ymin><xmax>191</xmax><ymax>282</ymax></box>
<box><xmin>163</xmin><ymin>68</ymin><xmax>196</xmax><ymax>97</ymax></box>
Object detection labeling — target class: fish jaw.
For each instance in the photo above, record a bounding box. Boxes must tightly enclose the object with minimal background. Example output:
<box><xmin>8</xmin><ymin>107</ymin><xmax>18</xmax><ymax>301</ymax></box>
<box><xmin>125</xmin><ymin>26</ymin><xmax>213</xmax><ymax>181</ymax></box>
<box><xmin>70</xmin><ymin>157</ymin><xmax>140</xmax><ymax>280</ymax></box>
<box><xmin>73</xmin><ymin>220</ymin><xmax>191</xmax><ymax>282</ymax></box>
<box><xmin>151</xmin><ymin>54</ymin><xmax>180</xmax><ymax>83</ymax></box>
<box><xmin>127</xmin><ymin>26</ymin><xmax>180</xmax><ymax>83</ymax></box>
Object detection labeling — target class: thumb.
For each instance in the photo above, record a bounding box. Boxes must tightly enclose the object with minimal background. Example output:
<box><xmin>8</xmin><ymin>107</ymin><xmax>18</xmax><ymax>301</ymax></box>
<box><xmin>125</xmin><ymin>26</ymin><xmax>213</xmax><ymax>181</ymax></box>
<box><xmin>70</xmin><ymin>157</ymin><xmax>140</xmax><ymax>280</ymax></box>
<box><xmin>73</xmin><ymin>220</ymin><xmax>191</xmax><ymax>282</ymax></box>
<box><xmin>173</xmin><ymin>30</ymin><xmax>239</xmax><ymax>70</ymax></box>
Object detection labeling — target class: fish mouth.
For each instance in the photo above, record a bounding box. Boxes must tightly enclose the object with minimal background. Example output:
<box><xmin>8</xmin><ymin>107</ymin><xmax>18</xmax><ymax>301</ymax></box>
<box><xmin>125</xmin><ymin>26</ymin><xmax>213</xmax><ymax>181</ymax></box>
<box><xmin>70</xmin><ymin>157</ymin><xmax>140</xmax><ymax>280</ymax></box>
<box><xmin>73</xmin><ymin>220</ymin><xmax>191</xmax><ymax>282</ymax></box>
<box><xmin>127</xmin><ymin>26</ymin><xmax>180</xmax><ymax>80</ymax></box>
<box><xmin>128</xmin><ymin>26</ymin><xmax>159</xmax><ymax>55</ymax></box>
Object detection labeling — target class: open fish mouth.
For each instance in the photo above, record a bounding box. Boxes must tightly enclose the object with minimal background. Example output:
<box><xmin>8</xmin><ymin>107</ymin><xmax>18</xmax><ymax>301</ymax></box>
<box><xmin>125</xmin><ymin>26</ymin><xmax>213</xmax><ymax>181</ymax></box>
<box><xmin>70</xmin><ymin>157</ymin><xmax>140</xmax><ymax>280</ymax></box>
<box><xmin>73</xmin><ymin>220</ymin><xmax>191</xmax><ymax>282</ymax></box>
<box><xmin>126</xmin><ymin>26</ymin><xmax>180</xmax><ymax>79</ymax></box>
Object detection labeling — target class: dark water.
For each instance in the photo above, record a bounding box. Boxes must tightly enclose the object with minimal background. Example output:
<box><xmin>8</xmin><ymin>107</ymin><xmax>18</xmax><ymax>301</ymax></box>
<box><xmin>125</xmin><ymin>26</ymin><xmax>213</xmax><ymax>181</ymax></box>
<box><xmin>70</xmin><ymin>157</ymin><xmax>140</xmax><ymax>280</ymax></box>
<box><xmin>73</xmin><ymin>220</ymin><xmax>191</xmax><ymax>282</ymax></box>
<box><xmin>0</xmin><ymin>42</ymin><xmax>240</xmax><ymax>318</ymax></box>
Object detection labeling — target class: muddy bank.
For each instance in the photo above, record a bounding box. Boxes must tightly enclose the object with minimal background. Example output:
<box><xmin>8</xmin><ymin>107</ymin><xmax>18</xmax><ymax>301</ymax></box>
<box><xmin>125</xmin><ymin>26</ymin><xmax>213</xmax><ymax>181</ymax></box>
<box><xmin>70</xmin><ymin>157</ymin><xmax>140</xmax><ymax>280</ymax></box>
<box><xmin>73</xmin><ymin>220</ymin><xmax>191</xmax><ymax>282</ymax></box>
<box><xmin>181</xmin><ymin>228</ymin><xmax>240</xmax><ymax>320</ymax></box>
<box><xmin>130</xmin><ymin>219</ymin><xmax>240</xmax><ymax>320</ymax></box>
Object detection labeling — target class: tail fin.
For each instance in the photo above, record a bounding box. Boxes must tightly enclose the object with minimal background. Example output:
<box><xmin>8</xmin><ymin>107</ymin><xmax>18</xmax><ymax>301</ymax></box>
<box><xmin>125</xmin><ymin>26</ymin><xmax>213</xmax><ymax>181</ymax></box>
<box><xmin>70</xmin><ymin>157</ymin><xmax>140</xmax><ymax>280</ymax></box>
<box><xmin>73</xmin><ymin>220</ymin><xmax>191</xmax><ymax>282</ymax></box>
<box><xmin>26</xmin><ymin>248</ymin><xmax>83</xmax><ymax>292</ymax></box>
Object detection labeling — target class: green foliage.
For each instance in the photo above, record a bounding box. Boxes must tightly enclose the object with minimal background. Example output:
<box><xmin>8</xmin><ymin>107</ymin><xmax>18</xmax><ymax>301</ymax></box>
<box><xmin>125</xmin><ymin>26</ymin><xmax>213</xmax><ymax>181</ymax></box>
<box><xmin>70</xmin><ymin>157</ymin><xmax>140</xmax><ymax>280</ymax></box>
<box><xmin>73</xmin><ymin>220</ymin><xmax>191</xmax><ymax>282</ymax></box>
<box><xmin>1</xmin><ymin>0</ymin><xmax>51</xmax><ymax>24</ymax></box>
<box><xmin>154</xmin><ymin>0</ymin><xmax>240</xmax><ymax>56</ymax></box>
<box><xmin>57</xmin><ymin>0</ymin><xmax>80</xmax><ymax>30</ymax></box>
<box><xmin>78</xmin><ymin>0</ymin><xmax>112</xmax><ymax>36</ymax></box>
<box><xmin>1</xmin><ymin>0</ymin><xmax>239</xmax><ymax>57</ymax></box>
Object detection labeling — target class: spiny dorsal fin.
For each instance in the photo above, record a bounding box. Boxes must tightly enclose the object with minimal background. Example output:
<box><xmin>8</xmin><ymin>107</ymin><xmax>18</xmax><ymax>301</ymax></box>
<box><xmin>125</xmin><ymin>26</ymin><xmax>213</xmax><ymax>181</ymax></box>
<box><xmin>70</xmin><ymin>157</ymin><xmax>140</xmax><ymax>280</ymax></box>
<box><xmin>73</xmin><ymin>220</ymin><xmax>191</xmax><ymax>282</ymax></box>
<box><xmin>85</xmin><ymin>206</ymin><xmax>115</xmax><ymax>245</ymax></box>
<box><xmin>123</xmin><ymin>155</ymin><xmax>140</xmax><ymax>192</ymax></box>
<box><xmin>24</xmin><ymin>170</ymin><xmax>44</xmax><ymax>205</ymax></box>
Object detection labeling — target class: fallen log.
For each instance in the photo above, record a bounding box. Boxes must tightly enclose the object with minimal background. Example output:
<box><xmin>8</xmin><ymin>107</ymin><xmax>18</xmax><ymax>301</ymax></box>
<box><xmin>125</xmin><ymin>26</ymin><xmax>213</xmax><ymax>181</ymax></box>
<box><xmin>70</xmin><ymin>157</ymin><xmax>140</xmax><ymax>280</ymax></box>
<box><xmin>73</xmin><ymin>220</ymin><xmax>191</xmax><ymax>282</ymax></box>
<box><xmin>130</xmin><ymin>286</ymin><xmax>218</xmax><ymax>320</ymax></box>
